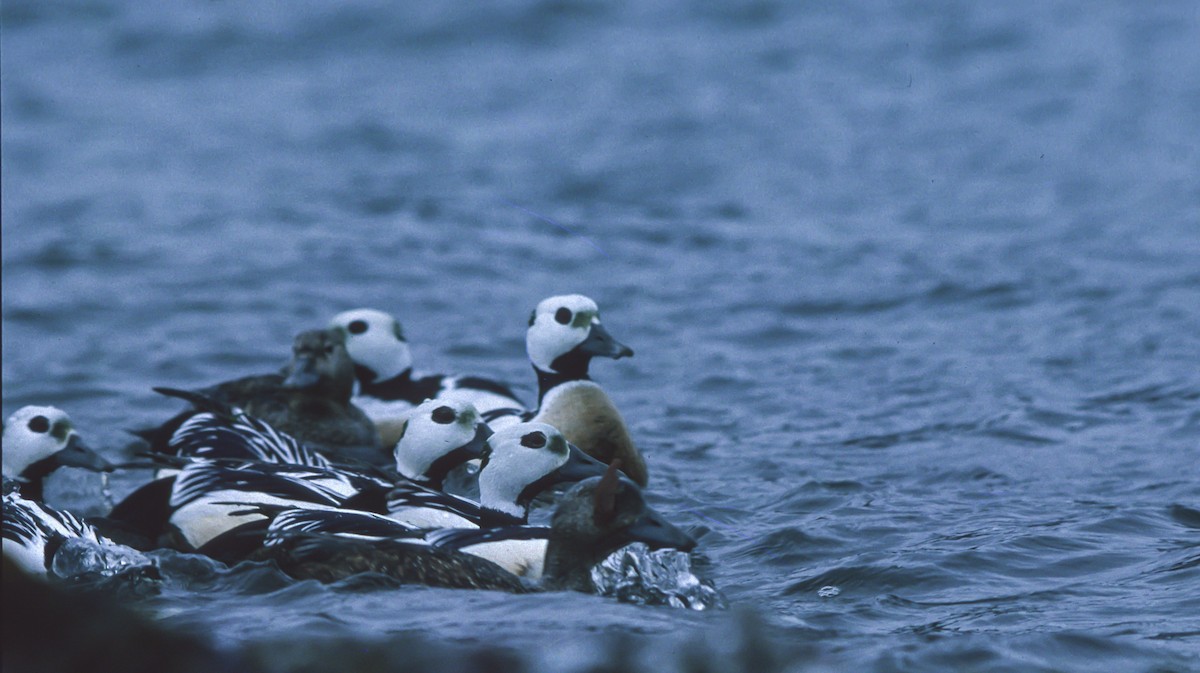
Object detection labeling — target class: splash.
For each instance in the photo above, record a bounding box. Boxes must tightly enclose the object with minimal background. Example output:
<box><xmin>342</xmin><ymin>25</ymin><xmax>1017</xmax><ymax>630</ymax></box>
<box><xmin>591</xmin><ymin>543</ymin><xmax>727</xmax><ymax>610</ymax></box>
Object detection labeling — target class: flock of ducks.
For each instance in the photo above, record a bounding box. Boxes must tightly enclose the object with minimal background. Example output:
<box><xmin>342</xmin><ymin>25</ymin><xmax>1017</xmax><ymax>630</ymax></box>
<box><xmin>2</xmin><ymin>294</ymin><xmax>697</xmax><ymax>596</ymax></box>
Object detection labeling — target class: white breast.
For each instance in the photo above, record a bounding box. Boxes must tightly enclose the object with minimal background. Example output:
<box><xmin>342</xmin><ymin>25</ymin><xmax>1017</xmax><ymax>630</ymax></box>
<box><xmin>3</xmin><ymin>537</ymin><xmax>50</xmax><ymax>576</ymax></box>
<box><xmin>171</xmin><ymin>490</ymin><xmax>326</xmax><ymax>549</ymax></box>
<box><xmin>459</xmin><ymin>538</ymin><xmax>547</xmax><ymax>579</ymax></box>
<box><xmin>352</xmin><ymin>395</ymin><xmax>416</xmax><ymax>425</ymax></box>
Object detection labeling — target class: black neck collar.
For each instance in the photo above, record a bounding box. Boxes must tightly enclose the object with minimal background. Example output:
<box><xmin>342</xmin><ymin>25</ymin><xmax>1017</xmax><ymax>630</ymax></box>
<box><xmin>513</xmin><ymin>469</ymin><xmax>567</xmax><ymax>517</ymax></box>
<box><xmin>358</xmin><ymin>368</ymin><xmax>442</xmax><ymax>405</ymax></box>
<box><xmin>477</xmin><ymin>507</ymin><xmax>525</xmax><ymax>527</ymax></box>
<box><xmin>15</xmin><ymin>456</ymin><xmax>57</xmax><ymax>501</ymax></box>
<box><xmin>415</xmin><ymin>445</ymin><xmax>476</xmax><ymax>492</ymax></box>
<box><xmin>534</xmin><ymin>353</ymin><xmax>592</xmax><ymax>405</ymax></box>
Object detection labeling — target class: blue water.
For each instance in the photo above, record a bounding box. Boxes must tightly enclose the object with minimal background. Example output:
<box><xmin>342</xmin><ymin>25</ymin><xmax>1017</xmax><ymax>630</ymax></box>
<box><xmin>3</xmin><ymin>1</ymin><xmax>1199</xmax><ymax>670</ymax></box>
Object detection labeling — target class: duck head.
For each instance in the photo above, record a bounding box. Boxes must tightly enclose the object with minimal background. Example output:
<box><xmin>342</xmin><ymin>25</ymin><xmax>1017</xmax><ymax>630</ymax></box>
<box><xmin>281</xmin><ymin>328</ymin><xmax>357</xmax><ymax>401</ymax></box>
<box><xmin>543</xmin><ymin>463</ymin><xmax>696</xmax><ymax>592</ymax></box>
<box><xmin>329</xmin><ymin>308</ymin><xmax>413</xmax><ymax>385</ymax></box>
<box><xmin>2</xmin><ymin>406</ymin><xmax>113</xmax><ymax>483</ymax></box>
<box><xmin>476</xmin><ymin>422</ymin><xmax>608</xmax><ymax>521</ymax></box>
<box><xmin>392</xmin><ymin>399</ymin><xmax>492</xmax><ymax>489</ymax></box>
<box><xmin>526</xmin><ymin>295</ymin><xmax>633</xmax><ymax>384</ymax></box>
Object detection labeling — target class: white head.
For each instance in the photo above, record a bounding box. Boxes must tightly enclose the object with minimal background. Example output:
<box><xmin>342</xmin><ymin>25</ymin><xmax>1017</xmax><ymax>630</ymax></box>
<box><xmin>477</xmin><ymin>422</ymin><xmax>607</xmax><ymax>519</ymax></box>
<box><xmin>526</xmin><ymin>294</ymin><xmax>633</xmax><ymax>374</ymax></box>
<box><xmin>2</xmin><ymin>406</ymin><xmax>110</xmax><ymax>479</ymax></box>
<box><xmin>330</xmin><ymin>308</ymin><xmax>413</xmax><ymax>383</ymax></box>
<box><xmin>393</xmin><ymin>399</ymin><xmax>490</xmax><ymax>486</ymax></box>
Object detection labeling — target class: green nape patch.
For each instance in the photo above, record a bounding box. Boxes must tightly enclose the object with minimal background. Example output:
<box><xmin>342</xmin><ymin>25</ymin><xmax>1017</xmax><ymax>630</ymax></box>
<box><xmin>51</xmin><ymin>421</ymin><xmax>73</xmax><ymax>441</ymax></box>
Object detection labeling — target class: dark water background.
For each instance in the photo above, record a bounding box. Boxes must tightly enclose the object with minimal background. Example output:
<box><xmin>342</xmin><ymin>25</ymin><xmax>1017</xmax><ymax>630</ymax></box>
<box><xmin>3</xmin><ymin>1</ymin><xmax>1199</xmax><ymax>670</ymax></box>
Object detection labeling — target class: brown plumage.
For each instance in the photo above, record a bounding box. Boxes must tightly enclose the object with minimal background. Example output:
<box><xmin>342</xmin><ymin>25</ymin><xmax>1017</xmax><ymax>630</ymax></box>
<box><xmin>534</xmin><ymin>383</ymin><xmax>648</xmax><ymax>486</ymax></box>
<box><xmin>139</xmin><ymin>328</ymin><xmax>384</xmax><ymax>466</ymax></box>
<box><xmin>252</xmin><ymin>536</ymin><xmax>530</xmax><ymax>592</ymax></box>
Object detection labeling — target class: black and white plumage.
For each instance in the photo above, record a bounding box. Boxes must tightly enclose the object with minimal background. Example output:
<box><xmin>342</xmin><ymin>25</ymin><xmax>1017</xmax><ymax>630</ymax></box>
<box><xmin>264</xmin><ymin>507</ymin><xmax>421</xmax><ymax>545</ymax></box>
<box><xmin>2</xmin><ymin>406</ymin><xmax>113</xmax><ymax>501</ymax></box>
<box><xmin>265</xmin><ymin>507</ymin><xmax>549</xmax><ymax>563</ymax></box>
<box><xmin>158</xmin><ymin>399</ymin><xmax>490</xmax><ymax>557</ymax></box>
<box><xmin>166</xmin><ymin>405</ymin><xmax>335</xmax><ymax>468</ymax></box>
<box><xmin>169</xmin><ymin>419</ymin><xmax>596</xmax><ymax>564</ymax></box>
<box><xmin>165</xmin><ymin>458</ymin><xmax>390</xmax><ymax>562</ymax></box>
<box><xmin>384</xmin><ymin>421</ymin><xmax>607</xmax><ymax>531</ymax></box>
<box><xmin>329</xmin><ymin>308</ymin><xmax>526</xmax><ymax>446</ymax></box>
<box><xmin>253</xmin><ymin>467</ymin><xmax>695</xmax><ymax>594</ymax></box>
<box><xmin>3</xmin><ymin>492</ymin><xmax>104</xmax><ymax>575</ymax></box>
<box><xmin>251</xmin><ymin>422</ymin><xmax>608</xmax><ymax>578</ymax></box>
<box><xmin>383</xmin><ymin>480</ymin><xmax>483</xmax><ymax>525</ymax></box>
<box><xmin>424</xmin><ymin>525</ymin><xmax>552</xmax><ymax>551</ymax></box>
<box><xmin>110</xmin><ymin>396</ymin><xmax>496</xmax><ymax>558</ymax></box>
<box><xmin>386</xmin><ymin>398</ymin><xmax>492</xmax><ymax>491</ymax></box>
<box><xmin>105</xmin><ymin>398</ymin><xmax>370</xmax><ymax>544</ymax></box>
<box><xmin>261</xmin><ymin>505</ymin><xmax>549</xmax><ymax>579</ymax></box>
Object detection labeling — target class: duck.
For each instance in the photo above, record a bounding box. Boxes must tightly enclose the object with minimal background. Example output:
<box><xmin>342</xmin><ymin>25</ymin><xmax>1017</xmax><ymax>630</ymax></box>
<box><xmin>149</xmin><ymin>398</ymin><xmax>493</xmax><ymax>561</ymax></box>
<box><xmin>329</xmin><ymin>308</ymin><xmax>525</xmax><ymax>446</ymax></box>
<box><xmin>3</xmin><ymin>491</ymin><xmax>107</xmax><ymax>576</ymax></box>
<box><xmin>102</xmin><ymin>393</ymin><xmax>354</xmax><ymax>547</ymax></box>
<box><xmin>163</xmin><ymin>459</ymin><xmax>385</xmax><ymax>562</ymax></box>
<box><xmin>255</xmin><ymin>421</ymin><xmax>610</xmax><ymax>577</ymax></box>
<box><xmin>487</xmin><ymin>294</ymin><xmax>648</xmax><ymax>486</ymax></box>
<box><xmin>135</xmin><ymin>328</ymin><xmax>384</xmax><ymax>467</ymax></box>
<box><xmin>255</xmin><ymin>463</ymin><xmax>695</xmax><ymax>594</ymax></box>
<box><xmin>0</xmin><ymin>405</ymin><xmax>129</xmax><ymax>576</ymax></box>
<box><xmin>382</xmin><ymin>421</ymin><xmax>608</xmax><ymax>531</ymax></box>
<box><xmin>2</xmin><ymin>406</ymin><xmax>113</xmax><ymax>501</ymax></box>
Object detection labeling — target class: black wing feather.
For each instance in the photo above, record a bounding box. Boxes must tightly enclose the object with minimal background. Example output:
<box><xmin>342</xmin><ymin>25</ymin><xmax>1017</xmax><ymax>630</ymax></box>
<box><xmin>170</xmin><ymin>463</ymin><xmax>346</xmax><ymax>509</ymax></box>
<box><xmin>385</xmin><ymin>480</ymin><xmax>482</xmax><ymax>521</ymax></box>
<box><xmin>266</xmin><ymin>508</ymin><xmax>421</xmax><ymax>546</ymax></box>
<box><xmin>425</xmin><ymin>525</ymin><xmax>551</xmax><ymax>552</ymax></box>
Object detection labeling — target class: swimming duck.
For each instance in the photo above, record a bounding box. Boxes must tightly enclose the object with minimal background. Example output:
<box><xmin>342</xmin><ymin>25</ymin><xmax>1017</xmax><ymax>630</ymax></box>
<box><xmin>383</xmin><ymin>421</ymin><xmax>608</xmax><ymax>530</ymax></box>
<box><xmin>203</xmin><ymin>418</ymin><xmax>602</xmax><ymax>547</ymax></box>
<box><xmin>103</xmin><ymin>393</ymin><xmax>352</xmax><ymax>546</ymax></box>
<box><xmin>2</xmin><ymin>406</ymin><xmax>113</xmax><ymax>501</ymax></box>
<box><xmin>257</xmin><ymin>464</ymin><xmax>694</xmax><ymax>594</ymax></box>
<box><xmin>488</xmin><ymin>295</ymin><xmax>647</xmax><ymax>486</ymax></box>
<box><xmin>136</xmin><ymin>328</ymin><xmax>383</xmax><ymax>467</ymax></box>
<box><xmin>329</xmin><ymin>308</ymin><xmax>525</xmax><ymax>446</ymax></box>
<box><xmin>259</xmin><ymin>422</ymin><xmax>609</xmax><ymax>577</ymax></box>
<box><xmin>3</xmin><ymin>491</ymin><xmax>106</xmax><ymax>576</ymax></box>
<box><xmin>147</xmin><ymin>399</ymin><xmax>491</xmax><ymax>560</ymax></box>
<box><xmin>164</xmin><ymin>459</ymin><xmax>386</xmax><ymax>562</ymax></box>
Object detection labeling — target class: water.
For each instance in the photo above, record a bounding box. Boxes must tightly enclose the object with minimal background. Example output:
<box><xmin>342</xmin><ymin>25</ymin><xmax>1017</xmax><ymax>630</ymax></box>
<box><xmin>3</xmin><ymin>0</ymin><xmax>1199</xmax><ymax>670</ymax></box>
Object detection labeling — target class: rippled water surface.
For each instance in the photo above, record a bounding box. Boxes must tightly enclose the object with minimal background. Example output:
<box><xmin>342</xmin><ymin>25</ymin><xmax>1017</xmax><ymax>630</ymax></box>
<box><xmin>3</xmin><ymin>1</ymin><xmax>1199</xmax><ymax>671</ymax></box>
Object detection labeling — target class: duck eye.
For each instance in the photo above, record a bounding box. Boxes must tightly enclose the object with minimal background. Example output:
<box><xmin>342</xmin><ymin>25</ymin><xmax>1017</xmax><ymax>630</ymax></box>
<box><xmin>431</xmin><ymin>406</ymin><xmax>456</xmax><ymax>424</ymax></box>
<box><xmin>28</xmin><ymin>415</ymin><xmax>51</xmax><ymax>433</ymax></box>
<box><xmin>520</xmin><ymin>432</ymin><xmax>547</xmax><ymax>449</ymax></box>
<box><xmin>555</xmin><ymin>308</ymin><xmax>572</xmax><ymax>325</ymax></box>
<box><xmin>324</xmin><ymin>345</ymin><xmax>335</xmax><ymax>355</ymax></box>
<box><xmin>348</xmin><ymin>320</ymin><xmax>368</xmax><ymax>335</ymax></box>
